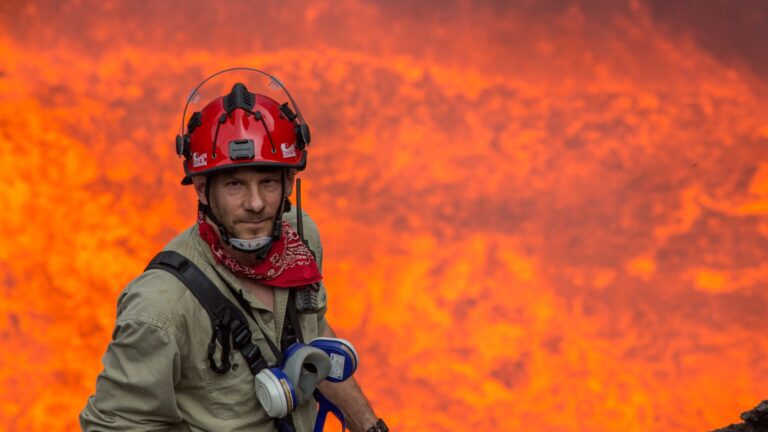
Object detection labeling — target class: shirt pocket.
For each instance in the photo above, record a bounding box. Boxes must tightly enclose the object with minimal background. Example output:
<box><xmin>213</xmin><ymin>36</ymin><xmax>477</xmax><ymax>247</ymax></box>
<box><xmin>199</xmin><ymin>350</ymin><xmax>259</xmax><ymax>420</ymax></box>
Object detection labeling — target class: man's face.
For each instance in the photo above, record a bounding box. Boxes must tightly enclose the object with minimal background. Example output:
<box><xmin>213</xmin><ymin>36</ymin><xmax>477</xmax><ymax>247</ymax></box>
<box><xmin>196</xmin><ymin>167</ymin><xmax>286</xmax><ymax>240</ymax></box>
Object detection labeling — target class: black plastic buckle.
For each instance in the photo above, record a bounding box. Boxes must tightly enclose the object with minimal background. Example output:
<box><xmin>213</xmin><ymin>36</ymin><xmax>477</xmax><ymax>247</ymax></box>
<box><xmin>230</xmin><ymin>320</ymin><xmax>251</xmax><ymax>348</ymax></box>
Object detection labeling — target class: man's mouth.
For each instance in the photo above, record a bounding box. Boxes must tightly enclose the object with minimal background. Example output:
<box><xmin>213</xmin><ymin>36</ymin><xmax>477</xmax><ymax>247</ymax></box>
<box><xmin>237</xmin><ymin>219</ymin><xmax>269</xmax><ymax>226</ymax></box>
<box><xmin>239</xmin><ymin>221</ymin><xmax>263</xmax><ymax>225</ymax></box>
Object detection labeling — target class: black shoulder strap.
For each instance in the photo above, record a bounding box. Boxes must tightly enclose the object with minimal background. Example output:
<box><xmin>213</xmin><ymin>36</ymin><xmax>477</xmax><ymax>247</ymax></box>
<box><xmin>146</xmin><ymin>251</ymin><xmax>268</xmax><ymax>375</ymax></box>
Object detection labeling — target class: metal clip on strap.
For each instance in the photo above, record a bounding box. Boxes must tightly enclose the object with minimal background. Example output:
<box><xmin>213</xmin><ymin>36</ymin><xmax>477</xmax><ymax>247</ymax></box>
<box><xmin>208</xmin><ymin>321</ymin><xmax>231</xmax><ymax>373</ymax></box>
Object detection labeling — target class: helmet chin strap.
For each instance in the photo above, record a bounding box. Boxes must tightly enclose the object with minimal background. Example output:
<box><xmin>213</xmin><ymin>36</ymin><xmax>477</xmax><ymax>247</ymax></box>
<box><xmin>202</xmin><ymin>171</ymin><xmax>287</xmax><ymax>259</ymax></box>
<box><xmin>228</xmin><ymin>236</ymin><xmax>272</xmax><ymax>252</ymax></box>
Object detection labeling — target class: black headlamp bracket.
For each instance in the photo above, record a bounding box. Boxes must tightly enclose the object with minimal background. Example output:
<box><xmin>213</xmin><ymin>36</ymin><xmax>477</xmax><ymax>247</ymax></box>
<box><xmin>176</xmin><ymin>134</ymin><xmax>190</xmax><ymax>157</ymax></box>
<box><xmin>229</xmin><ymin>139</ymin><xmax>255</xmax><ymax>160</ymax></box>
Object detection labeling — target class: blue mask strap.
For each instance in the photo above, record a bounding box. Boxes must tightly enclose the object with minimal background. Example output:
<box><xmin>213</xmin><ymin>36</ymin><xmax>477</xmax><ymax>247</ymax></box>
<box><xmin>313</xmin><ymin>390</ymin><xmax>346</xmax><ymax>432</ymax></box>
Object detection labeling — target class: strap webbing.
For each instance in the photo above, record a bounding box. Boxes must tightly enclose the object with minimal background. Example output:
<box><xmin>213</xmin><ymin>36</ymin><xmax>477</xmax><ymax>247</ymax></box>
<box><xmin>146</xmin><ymin>251</ymin><xmax>268</xmax><ymax>375</ymax></box>
<box><xmin>146</xmin><ymin>250</ymin><xmax>303</xmax><ymax>432</ymax></box>
<box><xmin>222</xmin><ymin>280</ymin><xmax>284</xmax><ymax>362</ymax></box>
<box><xmin>214</xmin><ymin>270</ymin><xmax>305</xmax><ymax>364</ymax></box>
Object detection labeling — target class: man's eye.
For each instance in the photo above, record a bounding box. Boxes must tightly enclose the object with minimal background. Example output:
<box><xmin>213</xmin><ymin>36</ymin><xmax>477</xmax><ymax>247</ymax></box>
<box><xmin>225</xmin><ymin>180</ymin><xmax>242</xmax><ymax>187</ymax></box>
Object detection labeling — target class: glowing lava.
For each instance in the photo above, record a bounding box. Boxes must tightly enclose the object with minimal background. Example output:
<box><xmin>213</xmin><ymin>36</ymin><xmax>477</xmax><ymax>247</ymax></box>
<box><xmin>0</xmin><ymin>1</ymin><xmax>767</xmax><ymax>431</ymax></box>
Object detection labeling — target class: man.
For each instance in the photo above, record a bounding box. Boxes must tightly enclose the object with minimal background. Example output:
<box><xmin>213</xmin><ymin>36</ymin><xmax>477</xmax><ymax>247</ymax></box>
<box><xmin>80</xmin><ymin>69</ymin><xmax>388</xmax><ymax>432</ymax></box>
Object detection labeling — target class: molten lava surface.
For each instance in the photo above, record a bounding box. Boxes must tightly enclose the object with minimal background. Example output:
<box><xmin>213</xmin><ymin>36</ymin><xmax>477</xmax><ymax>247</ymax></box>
<box><xmin>1</xmin><ymin>1</ymin><xmax>767</xmax><ymax>430</ymax></box>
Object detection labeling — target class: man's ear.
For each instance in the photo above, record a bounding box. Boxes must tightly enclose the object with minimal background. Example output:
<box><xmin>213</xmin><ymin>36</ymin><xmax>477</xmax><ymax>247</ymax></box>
<box><xmin>285</xmin><ymin>169</ymin><xmax>297</xmax><ymax>197</ymax></box>
<box><xmin>191</xmin><ymin>176</ymin><xmax>208</xmax><ymax>205</ymax></box>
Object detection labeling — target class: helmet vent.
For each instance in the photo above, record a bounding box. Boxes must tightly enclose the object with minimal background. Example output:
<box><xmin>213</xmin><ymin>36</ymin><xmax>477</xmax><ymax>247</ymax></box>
<box><xmin>223</xmin><ymin>83</ymin><xmax>255</xmax><ymax>114</ymax></box>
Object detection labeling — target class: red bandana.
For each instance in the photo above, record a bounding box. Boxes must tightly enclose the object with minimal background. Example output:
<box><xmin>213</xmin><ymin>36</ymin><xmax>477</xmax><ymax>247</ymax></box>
<box><xmin>197</xmin><ymin>215</ymin><xmax>322</xmax><ymax>288</ymax></box>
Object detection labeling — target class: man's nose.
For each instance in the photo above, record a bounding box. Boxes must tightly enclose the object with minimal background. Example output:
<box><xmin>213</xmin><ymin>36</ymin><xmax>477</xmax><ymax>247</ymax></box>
<box><xmin>243</xmin><ymin>185</ymin><xmax>266</xmax><ymax>213</ymax></box>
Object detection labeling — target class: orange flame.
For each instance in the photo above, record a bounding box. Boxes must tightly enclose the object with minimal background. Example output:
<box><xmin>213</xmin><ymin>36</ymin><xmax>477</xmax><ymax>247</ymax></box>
<box><xmin>1</xmin><ymin>1</ymin><xmax>767</xmax><ymax>431</ymax></box>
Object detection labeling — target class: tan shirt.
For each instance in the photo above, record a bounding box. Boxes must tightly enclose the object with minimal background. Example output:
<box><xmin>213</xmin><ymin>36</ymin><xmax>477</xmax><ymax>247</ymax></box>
<box><xmin>80</xmin><ymin>209</ymin><xmax>328</xmax><ymax>431</ymax></box>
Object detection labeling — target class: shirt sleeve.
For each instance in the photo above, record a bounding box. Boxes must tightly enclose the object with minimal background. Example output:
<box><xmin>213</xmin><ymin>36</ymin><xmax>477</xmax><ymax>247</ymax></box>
<box><xmin>80</xmin><ymin>315</ymin><xmax>184</xmax><ymax>431</ymax></box>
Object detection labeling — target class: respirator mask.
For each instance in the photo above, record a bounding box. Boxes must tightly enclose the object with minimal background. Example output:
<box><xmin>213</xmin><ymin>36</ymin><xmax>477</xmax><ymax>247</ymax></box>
<box><xmin>254</xmin><ymin>337</ymin><xmax>359</xmax><ymax>420</ymax></box>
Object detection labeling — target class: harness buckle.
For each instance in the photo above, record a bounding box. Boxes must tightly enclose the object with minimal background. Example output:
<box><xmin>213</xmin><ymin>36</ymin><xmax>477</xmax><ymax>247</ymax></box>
<box><xmin>231</xmin><ymin>320</ymin><xmax>251</xmax><ymax>348</ymax></box>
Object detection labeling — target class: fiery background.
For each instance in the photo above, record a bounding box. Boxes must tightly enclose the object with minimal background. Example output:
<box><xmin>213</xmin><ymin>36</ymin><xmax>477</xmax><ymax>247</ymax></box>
<box><xmin>1</xmin><ymin>0</ymin><xmax>767</xmax><ymax>430</ymax></box>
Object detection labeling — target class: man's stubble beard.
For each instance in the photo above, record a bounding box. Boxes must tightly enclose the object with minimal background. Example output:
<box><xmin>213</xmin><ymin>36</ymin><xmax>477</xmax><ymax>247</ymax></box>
<box><xmin>220</xmin><ymin>206</ymin><xmax>275</xmax><ymax>240</ymax></box>
<box><xmin>225</xmin><ymin>219</ymin><xmax>274</xmax><ymax>240</ymax></box>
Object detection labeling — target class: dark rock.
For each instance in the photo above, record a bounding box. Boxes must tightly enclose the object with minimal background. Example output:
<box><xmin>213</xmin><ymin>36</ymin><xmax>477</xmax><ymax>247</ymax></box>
<box><xmin>742</xmin><ymin>401</ymin><xmax>768</xmax><ymax>426</ymax></box>
<box><xmin>711</xmin><ymin>423</ymin><xmax>759</xmax><ymax>432</ymax></box>
<box><xmin>711</xmin><ymin>401</ymin><xmax>768</xmax><ymax>432</ymax></box>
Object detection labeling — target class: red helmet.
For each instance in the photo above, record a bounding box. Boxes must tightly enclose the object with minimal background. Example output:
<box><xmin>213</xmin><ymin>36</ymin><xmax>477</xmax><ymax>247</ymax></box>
<box><xmin>176</xmin><ymin>69</ymin><xmax>311</xmax><ymax>185</ymax></box>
